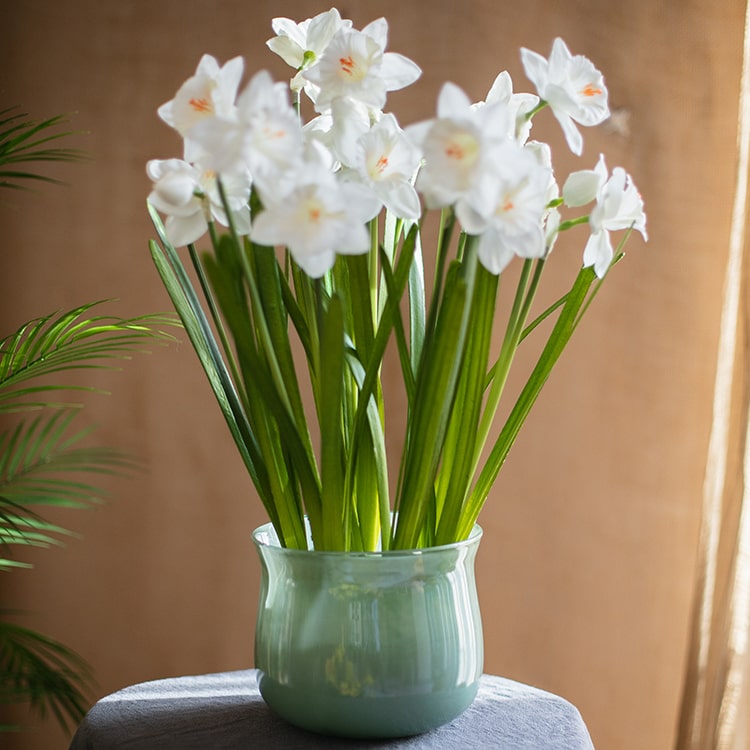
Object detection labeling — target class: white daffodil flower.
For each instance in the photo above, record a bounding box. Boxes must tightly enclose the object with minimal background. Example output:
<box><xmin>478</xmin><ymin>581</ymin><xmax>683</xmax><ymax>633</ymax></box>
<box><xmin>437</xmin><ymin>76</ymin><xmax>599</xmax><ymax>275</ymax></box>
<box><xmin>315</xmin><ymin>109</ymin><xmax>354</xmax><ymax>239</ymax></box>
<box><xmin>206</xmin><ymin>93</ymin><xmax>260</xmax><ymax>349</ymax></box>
<box><xmin>583</xmin><ymin>159</ymin><xmax>647</xmax><ymax>277</ymax></box>
<box><xmin>411</xmin><ymin>82</ymin><xmax>513</xmax><ymax>225</ymax></box>
<box><xmin>188</xmin><ymin>70</ymin><xmax>304</xmax><ymax>198</ymax></box>
<box><xmin>267</xmin><ymin>8</ymin><xmax>350</xmax><ymax>68</ymax></box>
<box><xmin>562</xmin><ymin>153</ymin><xmax>607</xmax><ymax>207</ymax></box>
<box><xmin>470</xmin><ymin>143</ymin><xmax>552</xmax><ymax>274</ymax></box>
<box><xmin>147</xmin><ymin>158</ymin><xmax>251</xmax><ymax>247</ymax></box>
<box><xmin>157</xmin><ymin>54</ymin><xmax>243</xmax><ymax>150</ymax></box>
<box><xmin>326</xmin><ymin>97</ymin><xmax>374</xmax><ymax>168</ymax></box>
<box><xmin>525</xmin><ymin>140</ymin><xmax>562</xmax><ymax>255</ymax></box>
<box><xmin>343</xmin><ymin>113</ymin><xmax>422</xmax><ymax>220</ymax></box>
<box><xmin>520</xmin><ymin>38</ymin><xmax>609</xmax><ymax>156</ymax></box>
<box><xmin>476</xmin><ymin>71</ymin><xmax>539</xmax><ymax>144</ymax></box>
<box><xmin>302</xmin><ymin>20</ymin><xmax>421</xmax><ymax>112</ymax></box>
<box><xmin>266</xmin><ymin>8</ymin><xmax>353</xmax><ymax>98</ymax></box>
<box><xmin>250</xmin><ymin>156</ymin><xmax>380</xmax><ymax>278</ymax></box>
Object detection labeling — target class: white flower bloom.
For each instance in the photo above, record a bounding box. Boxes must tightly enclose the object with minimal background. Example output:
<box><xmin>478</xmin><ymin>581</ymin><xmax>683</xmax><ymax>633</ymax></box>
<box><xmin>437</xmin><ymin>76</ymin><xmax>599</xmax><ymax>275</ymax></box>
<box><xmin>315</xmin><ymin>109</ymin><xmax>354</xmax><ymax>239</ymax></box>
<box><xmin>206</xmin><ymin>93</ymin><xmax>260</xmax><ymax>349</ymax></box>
<box><xmin>582</xmin><ymin>159</ymin><xmax>647</xmax><ymax>277</ymax></box>
<box><xmin>562</xmin><ymin>153</ymin><xmax>607</xmax><ymax>206</ymax></box>
<box><xmin>302</xmin><ymin>20</ymin><xmax>421</xmax><ymax>112</ymax></box>
<box><xmin>470</xmin><ymin>143</ymin><xmax>552</xmax><ymax>274</ymax></box>
<box><xmin>326</xmin><ymin>97</ymin><xmax>374</xmax><ymax>167</ymax></box>
<box><xmin>343</xmin><ymin>113</ymin><xmax>422</xmax><ymax>220</ymax></box>
<box><xmin>147</xmin><ymin>158</ymin><xmax>251</xmax><ymax>247</ymax></box>
<box><xmin>250</xmin><ymin>156</ymin><xmax>380</xmax><ymax>278</ymax></box>
<box><xmin>524</xmin><ymin>139</ymin><xmax>559</xmax><ymax>205</ymax></box>
<box><xmin>476</xmin><ymin>71</ymin><xmax>539</xmax><ymax>144</ymax></box>
<box><xmin>411</xmin><ymin>82</ymin><xmax>512</xmax><ymax>224</ymax></box>
<box><xmin>266</xmin><ymin>9</ymin><xmax>352</xmax><ymax>98</ymax></box>
<box><xmin>267</xmin><ymin>8</ymin><xmax>350</xmax><ymax>68</ymax></box>
<box><xmin>158</xmin><ymin>54</ymin><xmax>243</xmax><ymax>140</ymax></box>
<box><xmin>188</xmin><ymin>70</ymin><xmax>304</xmax><ymax>198</ymax></box>
<box><xmin>520</xmin><ymin>38</ymin><xmax>609</xmax><ymax>155</ymax></box>
<box><xmin>525</xmin><ymin>140</ymin><xmax>562</xmax><ymax>255</ymax></box>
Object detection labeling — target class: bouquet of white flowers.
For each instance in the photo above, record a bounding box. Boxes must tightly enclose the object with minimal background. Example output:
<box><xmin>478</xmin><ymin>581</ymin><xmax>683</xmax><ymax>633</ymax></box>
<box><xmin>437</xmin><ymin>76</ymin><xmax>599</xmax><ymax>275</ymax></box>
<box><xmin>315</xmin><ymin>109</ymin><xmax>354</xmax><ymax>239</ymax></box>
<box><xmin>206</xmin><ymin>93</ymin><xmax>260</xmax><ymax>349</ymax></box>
<box><xmin>147</xmin><ymin>8</ymin><xmax>646</xmax><ymax>551</ymax></box>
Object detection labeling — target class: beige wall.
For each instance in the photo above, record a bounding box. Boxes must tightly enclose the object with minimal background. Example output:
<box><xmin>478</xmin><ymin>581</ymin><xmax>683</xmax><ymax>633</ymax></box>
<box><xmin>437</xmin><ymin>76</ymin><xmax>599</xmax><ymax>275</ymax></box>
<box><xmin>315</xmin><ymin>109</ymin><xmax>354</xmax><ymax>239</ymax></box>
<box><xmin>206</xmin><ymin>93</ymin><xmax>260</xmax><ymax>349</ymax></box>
<box><xmin>0</xmin><ymin>1</ymin><xmax>744</xmax><ymax>748</ymax></box>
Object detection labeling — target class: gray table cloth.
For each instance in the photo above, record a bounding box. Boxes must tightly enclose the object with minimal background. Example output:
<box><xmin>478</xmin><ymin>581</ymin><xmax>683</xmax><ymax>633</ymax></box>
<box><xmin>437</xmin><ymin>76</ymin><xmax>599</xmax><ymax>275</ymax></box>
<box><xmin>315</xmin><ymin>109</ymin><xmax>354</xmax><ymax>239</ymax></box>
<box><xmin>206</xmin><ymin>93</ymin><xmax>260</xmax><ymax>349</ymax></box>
<box><xmin>69</xmin><ymin>669</ymin><xmax>595</xmax><ymax>749</ymax></box>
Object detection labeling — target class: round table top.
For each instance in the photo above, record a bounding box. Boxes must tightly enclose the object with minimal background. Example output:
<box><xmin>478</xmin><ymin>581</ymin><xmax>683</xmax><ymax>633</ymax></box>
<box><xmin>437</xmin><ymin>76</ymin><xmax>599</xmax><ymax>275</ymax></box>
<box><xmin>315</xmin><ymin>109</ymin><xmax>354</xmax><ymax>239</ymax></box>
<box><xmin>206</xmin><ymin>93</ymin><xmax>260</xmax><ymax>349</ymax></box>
<box><xmin>69</xmin><ymin>669</ymin><xmax>595</xmax><ymax>749</ymax></box>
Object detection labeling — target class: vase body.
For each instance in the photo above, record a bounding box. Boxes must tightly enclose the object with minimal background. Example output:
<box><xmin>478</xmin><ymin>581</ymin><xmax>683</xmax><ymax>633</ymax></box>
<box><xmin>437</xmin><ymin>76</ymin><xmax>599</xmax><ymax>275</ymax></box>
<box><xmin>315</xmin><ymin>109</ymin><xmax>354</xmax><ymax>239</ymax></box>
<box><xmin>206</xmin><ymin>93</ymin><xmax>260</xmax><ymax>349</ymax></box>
<box><xmin>252</xmin><ymin>522</ymin><xmax>484</xmax><ymax>739</ymax></box>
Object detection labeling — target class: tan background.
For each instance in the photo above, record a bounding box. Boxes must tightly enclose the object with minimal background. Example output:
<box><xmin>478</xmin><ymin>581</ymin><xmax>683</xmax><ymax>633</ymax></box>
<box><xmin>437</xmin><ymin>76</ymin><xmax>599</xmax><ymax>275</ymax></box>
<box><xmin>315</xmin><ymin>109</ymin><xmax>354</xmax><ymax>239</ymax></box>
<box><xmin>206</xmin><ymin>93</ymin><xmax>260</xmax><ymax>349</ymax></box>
<box><xmin>0</xmin><ymin>1</ymin><xmax>743</xmax><ymax>748</ymax></box>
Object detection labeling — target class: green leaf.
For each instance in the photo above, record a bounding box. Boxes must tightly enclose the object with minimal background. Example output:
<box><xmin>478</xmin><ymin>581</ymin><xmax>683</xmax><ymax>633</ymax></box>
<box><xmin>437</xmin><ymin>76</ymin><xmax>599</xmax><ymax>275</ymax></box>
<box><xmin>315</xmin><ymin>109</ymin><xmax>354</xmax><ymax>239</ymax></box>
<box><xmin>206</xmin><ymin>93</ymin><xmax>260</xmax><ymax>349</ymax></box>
<box><xmin>0</xmin><ymin>409</ymin><xmax>135</xmax><ymax>567</ymax></box>
<box><xmin>0</xmin><ymin>616</ymin><xmax>94</xmax><ymax>732</ymax></box>
<box><xmin>148</xmin><ymin>233</ymin><xmax>277</xmax><ymax>525</ymax></box>
<box><xmin>0</xmin><ymin>108</ymin><xmax>87</xmax><ymax>192</ymax></box>
<box><xmin>380</xmin><ymin>249</ymin><xmax>415</xmax><ymax>404</ymax></box>
<box><xmin>393</xmin><ymin>241</ymin><xmax>479</xmax><ymax>549</ymax></box>
<box><xmin>458</xmin><ymin>265</ymin><xmax>599</xmax><ymax>539</ymax></box>
<box><xmin>318</xmin><ymin>294</ymin><xmax>346</xmax><ymax>549</ymax></box>
<box><xmin>0</xmin><ymin>302</ymin><xmax>177</xmax><ymax>412</ymax></box>
<box><xmin>343</xmin><ymin>350</ymin><xmax>390</xmax><ymax>551</ymax></box>
<box><xmin>252</xmin><ymin>243</ymin><xmax>311</xmax><ymax>451</ymax></box>
<box><xmin>200</xmin><ymin>234</ymin><xmax>313</xmax><ymax>549</ymax></box>
<box><xmin>435</xmin><ymin>265</ymin><xmax>499</xmax><ymax>544</ymax></box>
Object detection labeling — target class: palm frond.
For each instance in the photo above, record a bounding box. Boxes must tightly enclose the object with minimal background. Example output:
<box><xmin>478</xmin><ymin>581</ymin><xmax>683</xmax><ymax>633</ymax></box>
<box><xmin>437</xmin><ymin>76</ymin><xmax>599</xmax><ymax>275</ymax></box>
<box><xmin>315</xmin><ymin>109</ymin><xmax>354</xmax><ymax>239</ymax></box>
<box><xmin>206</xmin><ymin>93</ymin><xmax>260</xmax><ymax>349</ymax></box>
<box><xmin>0</xmin><ymin>302</ymin><xmax>179</xmax><ymax>413</ymax></box>
<box><xmin>0</xmin><ymin>615</ymin><xmax>94</xmax><ymax>733</ymax></box>
<box><xmin>0</xmin><ymin>108</ymin><xmax>87</xmax><ymax>191</ymax></box>
<box><xmin>0</xmin><ymin>409</ymin><xmax>138</xmax><ymax>569</ymax></box>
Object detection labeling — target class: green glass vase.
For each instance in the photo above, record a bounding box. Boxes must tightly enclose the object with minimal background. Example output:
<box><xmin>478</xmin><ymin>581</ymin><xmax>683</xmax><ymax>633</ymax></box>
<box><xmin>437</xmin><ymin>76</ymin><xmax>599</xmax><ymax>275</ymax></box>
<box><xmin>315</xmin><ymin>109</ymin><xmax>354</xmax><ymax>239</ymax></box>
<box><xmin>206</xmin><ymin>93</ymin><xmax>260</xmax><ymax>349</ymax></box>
<box><xmin>252</xmin><ymin>522</ymin><xmax>484</xmax><ymax>738</ymax></box>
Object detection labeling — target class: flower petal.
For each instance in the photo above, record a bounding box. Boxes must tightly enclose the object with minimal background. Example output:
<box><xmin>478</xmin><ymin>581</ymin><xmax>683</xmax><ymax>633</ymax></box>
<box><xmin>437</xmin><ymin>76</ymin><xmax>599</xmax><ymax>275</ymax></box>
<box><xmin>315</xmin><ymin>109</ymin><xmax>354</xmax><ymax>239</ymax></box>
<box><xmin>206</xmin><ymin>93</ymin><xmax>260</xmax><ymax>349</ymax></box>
<box><xmin>380</xmin><ymin>52</ymin><xmax>422</xmax><ymax>91</ymax></box>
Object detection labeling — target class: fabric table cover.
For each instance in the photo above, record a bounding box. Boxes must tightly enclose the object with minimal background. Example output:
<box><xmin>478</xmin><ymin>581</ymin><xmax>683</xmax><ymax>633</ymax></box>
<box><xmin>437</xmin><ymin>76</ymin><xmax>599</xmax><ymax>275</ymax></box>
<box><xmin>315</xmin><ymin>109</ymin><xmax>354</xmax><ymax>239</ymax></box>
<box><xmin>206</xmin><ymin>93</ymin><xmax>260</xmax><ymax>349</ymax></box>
<box><xmin>69</xmin><ymin>669</ymin><xmax>595</xmax><ymax>749</ymax></box>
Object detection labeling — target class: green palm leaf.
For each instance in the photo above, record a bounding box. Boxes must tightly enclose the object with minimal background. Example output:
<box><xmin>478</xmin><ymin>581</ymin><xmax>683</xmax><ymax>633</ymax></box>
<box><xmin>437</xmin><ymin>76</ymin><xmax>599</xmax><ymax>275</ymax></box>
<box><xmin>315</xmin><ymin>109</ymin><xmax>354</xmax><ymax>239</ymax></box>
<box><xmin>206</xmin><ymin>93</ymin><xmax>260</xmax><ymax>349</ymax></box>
<box><xmin>0</xmin><ymin>105</ymin><xmax>179</xmax><ymax>736</ymax></box>
<box><xmin>0</xmin><ymin>615</ymin><xmax>94</xmax><ymax>732</ymax></box>
<box><xmin>0</xmin><ymin>108</ymin><xmax>87</xmax><ymax>191</ymax></box>
<box><xmin>0</xmin><ymin>409</ymin><xmax>137</xmax><ymax>570</ymax></box>
<box><xmin>0</xmin><ymin>301</ymin><xmax>178</xmax><ymax>731</ymax></box>
<box><xmin>0</xmin><ymin>303</ymin><xmax>178</xmax><ymax>413</ymax></box>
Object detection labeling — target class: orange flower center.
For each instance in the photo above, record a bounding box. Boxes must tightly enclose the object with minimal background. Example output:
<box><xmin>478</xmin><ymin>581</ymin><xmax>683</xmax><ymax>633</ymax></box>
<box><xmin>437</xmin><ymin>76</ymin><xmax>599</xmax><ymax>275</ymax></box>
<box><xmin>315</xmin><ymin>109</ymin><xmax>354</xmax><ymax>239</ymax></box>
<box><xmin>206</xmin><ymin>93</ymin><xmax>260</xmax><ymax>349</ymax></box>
<box><xmin>581</xmin><ymin>83</ymin><xmax>602</xmax><ymax>98</ymax></box>
<box><xmin>339</xmin><ymin>56</ymin><xmax>356</xmax><ymax>76</ymax></box>
<box><xmin>189</xmin><ymin>97</ymin><xmax>213</xmax><ymax>113</ymax></box>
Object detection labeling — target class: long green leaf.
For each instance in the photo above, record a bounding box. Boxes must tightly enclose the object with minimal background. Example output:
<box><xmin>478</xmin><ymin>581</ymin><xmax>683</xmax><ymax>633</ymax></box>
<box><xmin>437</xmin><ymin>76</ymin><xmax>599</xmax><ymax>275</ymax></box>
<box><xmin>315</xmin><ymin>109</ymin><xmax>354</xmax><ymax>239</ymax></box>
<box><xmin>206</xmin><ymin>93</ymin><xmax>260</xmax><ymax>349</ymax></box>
<box><xmin>458</xmin><ymin>265</ymin><xmax>598</xmax><ymax>539</ymax></box>
<box><xmin>392</xmin><ymin>256</ymin><xmax>474</xmax><ymax>549</ymax></box>
<box><xmin>148</xmin><ymin>236</ymin><xmax>275</xmax><ymax>518</ymax></box>
<box><xmin>344</xmin><ymin>225</ymin><xmax>418</xmax><ymax>489</ymax></box>
<box><xmin>201</xmin><ymin>236</ymin><xmax>312</xmax><ymax>548</ymax></box>
<box><xmin>435</xmin><ymin>265</ymin><xmax>499</xmax><ymax>544</ymax></box>
<box><xmin>318</xmin><ymin>294</ymin><xmax>346</xmax><ymax>549</ymax></box>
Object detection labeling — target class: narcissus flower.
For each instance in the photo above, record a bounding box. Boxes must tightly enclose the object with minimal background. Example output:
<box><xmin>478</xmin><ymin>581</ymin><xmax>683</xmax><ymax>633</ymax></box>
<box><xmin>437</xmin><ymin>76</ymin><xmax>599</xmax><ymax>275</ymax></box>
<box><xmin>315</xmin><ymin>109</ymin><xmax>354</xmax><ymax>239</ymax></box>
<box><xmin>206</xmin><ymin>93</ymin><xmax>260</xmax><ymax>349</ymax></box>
<box><xmin>471</xmin><ymin>143</ymin><xmax>553</xmax><ymax>274</ymax></box>
<box><xmin>250</xmin><ymin>153</ymin><xmax>380</xmax><ymax>278</ymax></box>
<box><xmin>158</xmin><ymin>55</ymin><xmax>243</xmax><ymax>162</ymax></box>
<box><xmin>188</xmin><ymin>70</ymin><xmax>304</xmax><ymax>197</ymax></box>
<box><xmin>520</xmin><ymin>38</ymin><xmax>609</xmax><ymax>155</ymax></box>
<box><xmin>476</xmin><ymin>71</ymin><xmax>539</xmax><ymax>144</ymax></box>
<box><xmin>572</xmin><ymin>156</ymin><xmax>647</xmax><ymax>277</ymax></box>
<box><xmin>266</xmin><ymin>8</ymin><xmax>352</xmax><ymax>96</ymax></box>
<box><xmin>344</xmin><ymin>113</ymin><xmax>422</xmax><ymax>220</ymax></box>
<box><xmin>302</xmin><ymin>19</ymin><xmax>421</xmax><ymax>111</ymax></box>
<box><xmin>146</xmin><ymin>10</ymin><xmax>649</xmax><ymax>555</ymax></box>
<box><xmin>146</xmin><ymin>158</ymin><xmax>251</xmax><ymax>247</ymax></box>
<box><xmin>410</xmin><ymin>82</ymin><xmax>513</xmax><ymax>225</ymax></box>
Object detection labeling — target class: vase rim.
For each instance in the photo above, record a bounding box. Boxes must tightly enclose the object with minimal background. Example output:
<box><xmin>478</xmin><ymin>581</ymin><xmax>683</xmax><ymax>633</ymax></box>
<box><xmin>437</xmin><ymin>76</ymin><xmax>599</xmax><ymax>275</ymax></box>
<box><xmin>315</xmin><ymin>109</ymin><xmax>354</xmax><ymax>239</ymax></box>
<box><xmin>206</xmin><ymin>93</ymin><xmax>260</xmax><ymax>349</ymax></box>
<box><xmin>251</xmin><ymin>520</ymin><xmax>483</xmax><ymax>557</ymax></box>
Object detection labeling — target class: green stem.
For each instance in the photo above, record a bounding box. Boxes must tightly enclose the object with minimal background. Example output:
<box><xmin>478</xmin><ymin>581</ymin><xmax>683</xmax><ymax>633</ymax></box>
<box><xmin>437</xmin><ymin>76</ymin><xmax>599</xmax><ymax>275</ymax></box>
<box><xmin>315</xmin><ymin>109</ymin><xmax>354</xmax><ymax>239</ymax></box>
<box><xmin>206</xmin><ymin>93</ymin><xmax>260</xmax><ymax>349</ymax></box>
<box><xmin>472</xmin><ymin>258</ymin><xmax>543</xmax><ymax>476</ymax></box>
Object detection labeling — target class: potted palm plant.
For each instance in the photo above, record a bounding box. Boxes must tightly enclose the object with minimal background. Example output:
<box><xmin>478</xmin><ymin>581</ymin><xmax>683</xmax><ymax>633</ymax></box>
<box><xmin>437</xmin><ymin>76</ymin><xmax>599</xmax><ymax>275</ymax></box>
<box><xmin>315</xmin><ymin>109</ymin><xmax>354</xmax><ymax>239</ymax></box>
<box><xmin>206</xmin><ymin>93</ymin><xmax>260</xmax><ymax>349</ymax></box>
<box><xmin>0</xmin><ymin>107</ymin><xmax>175</xmax><ymax>735</ymax></box>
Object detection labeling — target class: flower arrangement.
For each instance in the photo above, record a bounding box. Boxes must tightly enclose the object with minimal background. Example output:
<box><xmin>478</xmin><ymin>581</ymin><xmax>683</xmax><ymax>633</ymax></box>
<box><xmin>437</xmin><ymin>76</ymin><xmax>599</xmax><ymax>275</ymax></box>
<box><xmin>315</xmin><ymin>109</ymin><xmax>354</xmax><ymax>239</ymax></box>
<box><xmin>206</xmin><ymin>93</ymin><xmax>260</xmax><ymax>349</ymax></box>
<box><xmin>147</xmin><ymin>8</ymin><xmax>646</xmax><ymax>552</ymax></box>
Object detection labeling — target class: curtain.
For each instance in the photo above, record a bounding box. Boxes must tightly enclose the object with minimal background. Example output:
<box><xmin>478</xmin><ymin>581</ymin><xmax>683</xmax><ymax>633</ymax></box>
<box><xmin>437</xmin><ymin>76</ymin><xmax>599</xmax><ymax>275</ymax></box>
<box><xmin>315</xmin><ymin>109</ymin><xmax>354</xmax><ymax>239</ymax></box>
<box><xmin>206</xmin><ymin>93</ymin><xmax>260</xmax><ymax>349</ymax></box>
<box><xmin>676</xmin><ymin>3</ymin><xmax>750</xmax><ymax>747</ymax></box>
